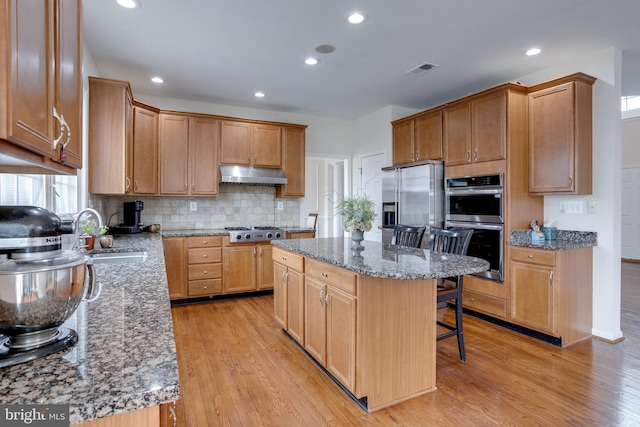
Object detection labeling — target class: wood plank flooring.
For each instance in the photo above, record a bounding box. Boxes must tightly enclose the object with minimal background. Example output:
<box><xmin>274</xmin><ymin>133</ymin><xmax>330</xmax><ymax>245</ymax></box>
<box><xmin>170</xmin><ymin>262</ymin><xmax>640</xmax><ymax>426</ymax></box>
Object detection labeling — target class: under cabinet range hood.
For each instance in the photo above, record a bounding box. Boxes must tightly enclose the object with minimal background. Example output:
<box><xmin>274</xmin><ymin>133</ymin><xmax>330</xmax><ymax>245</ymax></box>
<box><xmin>219</xmin><ymin>165</ymin><xmax>288</xmax><ymax>185</ymax></box>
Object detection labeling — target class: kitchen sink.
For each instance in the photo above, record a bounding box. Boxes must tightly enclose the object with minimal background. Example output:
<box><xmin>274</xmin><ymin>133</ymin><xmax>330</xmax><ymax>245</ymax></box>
<box><xmin>89</xmin><ymin>250</ymin><xmax>148</xmax><ymax>264</ymax></box>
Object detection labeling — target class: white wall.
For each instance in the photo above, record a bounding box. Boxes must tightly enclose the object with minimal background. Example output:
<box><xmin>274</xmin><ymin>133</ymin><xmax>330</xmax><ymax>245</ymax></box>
<box><xmin>622</xmin><ymin>117</ymin><xmax>640</xmax><ymax>166</ymax></box>
<box><xmin>516</xmin><ymin>47</ymin><xmax>622</xmax><ymax>341</ymax></box>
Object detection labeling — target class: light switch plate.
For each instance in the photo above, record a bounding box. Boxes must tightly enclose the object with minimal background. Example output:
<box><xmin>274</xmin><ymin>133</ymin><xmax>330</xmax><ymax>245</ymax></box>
<box><xmin>587</xmin><ymin>200</ymin><xmax>598</xmax><ymax>214</ymax></box>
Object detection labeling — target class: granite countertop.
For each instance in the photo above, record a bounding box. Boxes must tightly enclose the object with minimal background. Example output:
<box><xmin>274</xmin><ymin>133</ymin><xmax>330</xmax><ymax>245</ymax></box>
<box><xmin>272</xmin><ymin>237</ymin><xmax>490</xmax><ymax>280</ymax></box>
<box><xmin>0</xmin><ymin>233</ymin><xmax>179</xmax><ymax>425</ymax></box>
<box><xmin>509</xmin><ymin>230</ymin><xmax>598</xmax><ymax>250</ymax></box>
<box><xmin>161</xmin><ymin>227</ymin><xmax>314</xmax><ymax>237</ymax></box>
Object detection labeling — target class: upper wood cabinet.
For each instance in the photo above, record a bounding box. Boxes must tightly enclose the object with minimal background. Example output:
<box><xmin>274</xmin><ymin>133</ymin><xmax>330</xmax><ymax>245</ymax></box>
<box><xmin>88</xmin><ymin>77</ymin><xmax>133</xmax><ymax>194</ymax></box>
<box><xmin>392</xmin><ymin>109</ymin><xmax>443</xmax><ymax>166</ymax></box>
<box><xmin>444</xmin><ymin>87</ymin><xmax>510</xmax><ymax>166</ymax></box>
<box><xmin>131</xmin><ymin>103</ymin><xmax>158</xmax><ymax>194</ymax></box>
<box><xmin>276</xmin><ymin>125</ymin><xmax>307</xmax><ymax>198</ymax></box>
<box><xmin>220</xmin><ymin>121</ymin><xmax>282</xmax><ymax>167</ymax></box>
<box><xmin>0</xmin><ymin>0</ymin><xmax>82</xmax><ymax>172</ymax></box>
<box><xmin>159</xmin><ymin>113</ymin><xmax>219</xmax><ymax>196</ymax></box>
<box><xmin>528</xmin><ymin>73</ymin><xmax>596</xmax><ymax>195</ymax></box>
<box><xmin>89</xmin><ymin>78</ymin><xmax>160</xmax><ymax>195</ymax></box>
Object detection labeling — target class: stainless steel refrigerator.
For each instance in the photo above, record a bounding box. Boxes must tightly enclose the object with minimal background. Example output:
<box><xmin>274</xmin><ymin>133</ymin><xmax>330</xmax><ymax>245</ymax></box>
<box><xmin>381</xmin><ymin>161</ymin><xmax>444</xmax><ymax>248</ymax></box>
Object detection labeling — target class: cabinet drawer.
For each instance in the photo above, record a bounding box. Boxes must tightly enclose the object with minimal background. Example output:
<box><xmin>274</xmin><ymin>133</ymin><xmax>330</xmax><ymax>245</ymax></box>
<box><xmin>272</xmin><ymin>247</ymin><xmax>304</xmax><ymax>272</ymax></box>
<box><xmin>463</xmin><ymin>290</ymin><xmax>507</xmax><ymax>319</ymax></box>
<box><xmin>187</xmin><ymin>236</ymin><xmax>222</xmax><ymax>248</ymax></box>
<box><xmin>188</xmin><ymin>279</ymin><xmax>222</xmax><ymax>296</ymax></box>
<box><xmin>188</xmin><ymin>247</ymin><xmax>222</xmax><ymax>264</ymax></box>
<box><xmin>509</xmin><ymin>247</ymin><xmax>556</xmax><ymax>266</ymax></box>
<box><xmin>306</xmin><ymin>258</ymin><xmax>357</xmax><ymax>296</ymax></box>
<box><xmin>188</xmin><ymin>263</ymin><xmax>222</xmax><ymax>280</ymax></box>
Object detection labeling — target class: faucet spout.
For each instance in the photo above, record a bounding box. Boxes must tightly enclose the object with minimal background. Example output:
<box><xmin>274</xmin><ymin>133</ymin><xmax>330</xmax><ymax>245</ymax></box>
<box><xmin>73</xmin><ymin>208</ymin><xmax>104</xmax><ymax>234</ymax></box>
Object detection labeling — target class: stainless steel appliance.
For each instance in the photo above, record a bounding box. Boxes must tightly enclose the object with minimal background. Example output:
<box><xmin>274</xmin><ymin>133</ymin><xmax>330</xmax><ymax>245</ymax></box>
<box><xmin>225</xmin><ymin>226</ymin><xmax>285</xmax><ymax>243</ymax></box>
<box><xmin>445</xmin><ymin>174</ymin><xmax>504</xmax><ymax>282</ymax></box>
<box><xmin>381</xmin><ymin>161</ymin><xmax>444</xmax><ymax>248</ymax></box>
<box><xmin>0</xmin><ymin>206</ymin><xmax>97</xmax><ymax>367</ymax></box>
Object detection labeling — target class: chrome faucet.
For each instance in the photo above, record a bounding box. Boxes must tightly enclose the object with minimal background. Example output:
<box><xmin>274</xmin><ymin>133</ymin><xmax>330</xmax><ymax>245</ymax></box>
<box><xmin>71</xmin><ymin>208</ymin><xmax>105</xmax><ymax>250</ymax></box>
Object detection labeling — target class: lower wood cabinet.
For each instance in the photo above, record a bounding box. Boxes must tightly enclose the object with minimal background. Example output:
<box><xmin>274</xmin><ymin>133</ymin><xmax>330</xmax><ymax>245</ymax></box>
<box><xmin>286</xmin><ymin>231</ymin><xmax>315</xmax><ymax>239</ymax></box>
<box><xmin>187</xmin><ymin>236</ymin><xmax>223</xmax><ymax>296</ymax></box>
<box><xmin>163</xmin><ymin>237</ymin><xmax>186</xmax><ymax>299</ymax></box>
<box><xmin>222</xmin><ymin>238</ymin><xmax>274</xmax><ymax>294</ymax></box>
<box><xmin>273</xmin><ymin>247</ymin><xmax>305</xmax><ymax>343</ymax></box>
<box><xmin>509</xmin><ymin>246</ymin><xmax>593</xmax><ymax>346</ymax></box>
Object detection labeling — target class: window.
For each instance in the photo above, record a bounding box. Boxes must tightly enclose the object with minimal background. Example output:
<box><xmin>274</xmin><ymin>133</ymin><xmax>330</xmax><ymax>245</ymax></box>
<box><xmin>0</xmin><ymin>174</ymin><xmax>77</xmax><ymax>214</ymax></box>
<box><xmin>621</xmin><ymin>95</ymin><xmax>640</xmax><ymax>112</ymax></box>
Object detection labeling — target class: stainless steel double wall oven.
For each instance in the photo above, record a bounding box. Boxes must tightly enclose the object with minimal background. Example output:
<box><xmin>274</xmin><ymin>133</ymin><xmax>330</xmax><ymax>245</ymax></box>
<box><xmin>445</xmin><ymin>173</ymin><xmax>504</xmax><ymax>282</ymax></box>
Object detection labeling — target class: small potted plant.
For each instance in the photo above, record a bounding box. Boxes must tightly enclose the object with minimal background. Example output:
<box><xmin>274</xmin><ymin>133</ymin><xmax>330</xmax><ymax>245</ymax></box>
<box><xmin>80</xmin><ymin>220</ymin><xmax>109</xmax><ymax>250</ymax></box>
<box><xmin>336</xmin><ymin>194</ymin><xmax>377</xmax><ymax>246</ymax></box>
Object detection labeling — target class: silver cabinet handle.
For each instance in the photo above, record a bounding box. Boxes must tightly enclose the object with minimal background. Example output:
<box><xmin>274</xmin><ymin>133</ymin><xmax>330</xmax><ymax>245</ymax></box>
<box><xmin>319</xmin><ymin>288</ymin><xmax>324</xmax><ymax>305</ymax></box>
<box><xmin>474</xmin><ymin>148</ymin><xmax>478</xmax><ymax>161</ymax></box>
<box><xmin>568</xmin><ymin>176</ymin><xmax>573</xmax><ymax>189</ymax></box>
<box><xmin>466</xmin><ymin>150</ymin><xmax>471</xmax><ymax>162</ymax></box>
<box><xmin>549</xmin><ymin>270</ymin><xmax>554</xmax><ymax>286</ymax></box>
<box><xmin>125</xmin><ymin>177</ymin><xmax>131</xmax><ymax>193</ymax></box>
<box><xmin>325</xmin><ymin>291</ymin><xmax>330</xmax><ymax>306</ymax></box>
<box><xmin>134</xmin><ymin>180</ymin><xmax>139</xmax><ymax>190</ymax></box>
<box><xmin>415</xmin><ymin>150</ymin><xmax>419</xmax><ymax>160</ymax></box>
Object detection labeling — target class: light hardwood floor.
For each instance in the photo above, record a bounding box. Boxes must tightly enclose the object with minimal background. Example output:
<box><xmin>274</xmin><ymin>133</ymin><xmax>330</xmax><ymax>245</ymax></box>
<box><xmin>170</xmin><ymin>262</ymin><xmax>640</xmax><ymax>426</ymax></box>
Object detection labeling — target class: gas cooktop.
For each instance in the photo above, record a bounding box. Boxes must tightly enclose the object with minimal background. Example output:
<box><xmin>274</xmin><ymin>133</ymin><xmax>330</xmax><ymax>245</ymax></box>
<box><xmin>224</xmin><ymin>226</ymin><xmax>285</xmax><ymax>243</ymax></box>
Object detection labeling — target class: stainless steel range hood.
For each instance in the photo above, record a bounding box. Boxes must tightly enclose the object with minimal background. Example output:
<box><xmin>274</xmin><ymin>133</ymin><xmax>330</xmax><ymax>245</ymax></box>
<box><xmin>219</xmin><ymin>165</ymin><xmax>288</xmax><ymax>185</ymax></box>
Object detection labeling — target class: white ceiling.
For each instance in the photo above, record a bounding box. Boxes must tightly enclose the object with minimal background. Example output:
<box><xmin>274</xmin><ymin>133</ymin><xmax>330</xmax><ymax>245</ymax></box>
<box><xmin>83</xmin><ymin>0</ymin><xmax>640</xmax><ymax>120</ymax></box>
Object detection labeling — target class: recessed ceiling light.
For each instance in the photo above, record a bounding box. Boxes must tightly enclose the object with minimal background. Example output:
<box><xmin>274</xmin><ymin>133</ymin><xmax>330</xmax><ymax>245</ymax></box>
<box><xmin>526</xmin><ymin>47</ymin><xmax>541</xmax><ymax>56</ymax></box>
<box><xmin>254</xmin><ymin>92</ymin><xmax>265</xmax><ymax>98</ymax></box>
<box><xmin>348</xmin><ymin>12</ymin><xmax>366</xmax><ymax>24</ymax></box>
<box><xmin>117</xmin><ymin>0</ymin><xmax>141</xmax><ymax>9</ymax></box>
<box><xmin>151</xmin><ymin>76</ymin><xmax>163</xmax><ymax>83</ymax></box>
<box><xmin>305</xmin><ymin>58</ymin><xmax>319</xmax><ymax>65</ymax></box>
<box><xmin>315</xmin><ymin>44</ymin><xmax>336</xmax><ymax>54</ymax></box>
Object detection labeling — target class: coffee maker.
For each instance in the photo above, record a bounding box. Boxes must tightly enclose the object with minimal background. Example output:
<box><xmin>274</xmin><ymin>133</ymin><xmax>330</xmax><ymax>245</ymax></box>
<box><xmin>110</xmin><ymin>201</ymin><xmax>144</xmax><ymax>234</ymax></box>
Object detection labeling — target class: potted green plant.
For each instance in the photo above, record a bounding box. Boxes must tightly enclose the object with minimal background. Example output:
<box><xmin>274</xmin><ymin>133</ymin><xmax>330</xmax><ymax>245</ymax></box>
<box><xmin>336</xmin><ymin>194</ymin><xmax>377</xmax><ymax>246</ymax></box>
<box><xmin>80</xmin><ymin>220</ymin><xmax>109</xmax><ymax>250</ymax></box>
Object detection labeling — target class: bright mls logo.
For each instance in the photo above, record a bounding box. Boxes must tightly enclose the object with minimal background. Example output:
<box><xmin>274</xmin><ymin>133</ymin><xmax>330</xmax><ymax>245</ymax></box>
<box><xmin>0</xmin><ymin>404</ymin><xmax>69</xmax><ymax>426</ymax></box>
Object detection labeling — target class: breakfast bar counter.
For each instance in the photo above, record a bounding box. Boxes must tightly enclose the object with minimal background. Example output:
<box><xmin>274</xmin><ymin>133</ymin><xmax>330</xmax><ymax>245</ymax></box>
<box><xmin>271</xmin><ymin>237</ymin><xmax>489</xmax><ymax>412</ymax></box>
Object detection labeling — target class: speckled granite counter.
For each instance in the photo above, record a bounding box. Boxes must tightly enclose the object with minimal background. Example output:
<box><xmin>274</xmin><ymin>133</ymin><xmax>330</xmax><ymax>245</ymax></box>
<box><xmin>0</xmin><ymin>233</ymin><xmax>179</xmax><ymax>425</ymax></box>
<box><xmin>272</xmin><ymin>237</ymin><xmax>490</xmax><ymax>279</ymax></box>
<box><xmin>509</xmin><ymin>230</ymin><xmax>597</xmax><ymax>250</ymax></box>
<box><xmin>161</xmin><ymin>227</ymin><xmax>314</xmax><ymax>237</ymax></box>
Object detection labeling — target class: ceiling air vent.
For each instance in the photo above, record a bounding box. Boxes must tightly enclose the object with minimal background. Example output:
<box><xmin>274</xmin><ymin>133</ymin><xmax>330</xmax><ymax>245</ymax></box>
<box><xmin>406</xmin><ymin>62</ymin><xmax>439</xmax><ymax>76</ymax></box>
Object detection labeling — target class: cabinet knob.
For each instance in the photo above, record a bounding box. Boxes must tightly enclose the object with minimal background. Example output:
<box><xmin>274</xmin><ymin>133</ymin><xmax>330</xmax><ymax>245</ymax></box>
<box><xmin>202</xmin><ymin>240</ymin><xmax>208</xmax><ymax>244</ymax></box>
<box><xmin>203</xmin><ymin>270</ymin><xmax>208</xmax><ymax>274</ymax></box>
<box><xmin>202</xmin><ymin>254</ymin><xmax>208</xmax><ymax>258</ymax></box>
<box><xmin>322</xmin><ymin>272</ymin><xmax>328</xmax><ymax>277</ymax></box>
<box><xmin>282</xmin><ymin>256</ymin><xmax>287</xmax><ymax>261</ymax></box>
<box><xmin>203</xmin><ymin>286</ymin><xmax>208</xmax><ymax>289</ymax></box>
<box><xmin>528</xmin><ymin>254</ymin><xmax>533</xmax><ymax>258</ymax></box>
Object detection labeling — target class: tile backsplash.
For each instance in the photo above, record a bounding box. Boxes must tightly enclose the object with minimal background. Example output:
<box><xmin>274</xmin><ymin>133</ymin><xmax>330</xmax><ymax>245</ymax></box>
<box><xmin>90</xmin><ymin>185</ymin><xmax>300</xmax><ymax>231</ymax></box>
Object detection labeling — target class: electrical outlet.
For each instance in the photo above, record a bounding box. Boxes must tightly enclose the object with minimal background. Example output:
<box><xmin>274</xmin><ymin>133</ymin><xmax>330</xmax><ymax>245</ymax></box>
<box><xmin>559</xmin><ymin>201</ymin><xmax>582</xmax><ymax>214</ymax></box>
<box><xmin>189</xmin><ymin>201</ymin><xmax>197</xmax><ymax>211</ymax></box>
<box><xmin>277</xmin><ymin>201</ymin><xmax>284</xmax><ymax>211</ymax></box>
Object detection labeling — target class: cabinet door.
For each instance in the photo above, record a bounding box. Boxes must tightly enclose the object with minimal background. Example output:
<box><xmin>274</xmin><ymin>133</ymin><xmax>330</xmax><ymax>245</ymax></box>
<box><xmin>220</xmin><ymin>120</ymin><xmax>251</xmax><ymax>165</ymax></box>
<box><xmin>4</xmin><ymin>0</ymin><xmax>54</xmax><ymax>157</ymax></box>
<box><xmin>257</xmin><ymin>244</ymin><xmax>274</xmax><ymax>289</ymax></box>
<box><xmin>392</xmin><ymin>120</ymin><xmax>414</xmax><ymax>166</ymax></box>
<box><xmin>163</xmin><ymin>237</ymin><xmax>186</xmax><ymax>300</ymax></box>
<box><xmin>528</xmin><ymin>82</ymin><xmax>576</xmax><ymax>193</ymax></box>
<box><xmin>223</xmin><ymin>245</ymin><xmax>257</xmax><ymax>293</ymax></box>
<box><xmin>304</xmin><ymin>277</ymin><xmax>327</xmax><ymax>364</ymax></box>
<box><xmin>326</xmin><ymin>286</ymin><xmax>357</xmax><ymax>391</ymax></box>
<box><xmin>472</xmin><ymin>90</ymin><xmax>506</xmax><ymax>163</ymax></box>
<box><xmin>190</xmin><ymin>116</ymin><xmax>219</xmax><ymax>195</ymax></box>
<box><xmin>415</xmin><ymin>110</ymin><xmax>443</xmax><ymax>161</ymax></box>
<box><xmin>273</xmin><ymin>262</ymin><xmax>287</xmax><ymax>328</ymax></box>
<box><xmin>510</xmin><ymin>262</ymin><xmax>556</xmax><ymax>334</ymax></box>
<box><xmin>132</xmin><ymin>106</ymin><xmax>158</xmax><ymax>194</ymax></box>
<box><xmin>252</xmin><ymin>124</ymin><xmax>282</xmax><ymax>167</ymax></box>
<box><xmin>53</xmin><ymin>0</ymin><xmax>82</xmax><ymax>168</ymax></box>
<box><xmin>276</xmin><ymin>126</ymin><xmax>305</xmax><ymax>198</ymax></box>
<box><xmin>159</xmin><ymin>114</ymin><xmax>190</xmax><ymax>195</ymax></box>
<box><xmin>444</xmin><ymin>102</ymin><xmax>471</xmax><ymax>166</ymax></box>
<box><xmin>286</xmin><ymin>269</ymin><xmax>305</xmax><ymax>344</ymax></box>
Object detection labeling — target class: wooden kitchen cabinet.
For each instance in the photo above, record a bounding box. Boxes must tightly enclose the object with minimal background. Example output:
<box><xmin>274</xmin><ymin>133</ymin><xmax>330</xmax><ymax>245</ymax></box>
<box><xmin>163</xmin><ymin>237</ymin><xmax>187</xmax><ymax>300</ymax></box>
<box><xmin>187</xmin><ymin>236</ymin><xmax>223</xmax><ymax>297</ymax></box>
<box><xmin>1</xmin><ymin>0</ymin><xmax>82</xmax><ymax>172</ymax></box>
<box><xmin>304</xmin><ymin>258</ymin><xmax>357</xmax><ymax>392</ymax></box>
<box><xmin>392</xmin><ymin>108</ymin><xmax>443</xmax><ymax>166</ymax></box>
<box><xmin>286</xmin><ymin>232</ymin><xmax>315</xmax><ymax>239</ymax></box>
<box><xmin>528</xmin><ymin>73</ymin><xmax>596</xmax><ymax>194</ymax></box>
<box><xmin>222</xmin><ymin>238</ymin><xmax>274</xmax><ymax>294</ymax></box>
<box><xmin>131</xmin><ymin>102</ymin><xmax>158</xmax><ymax>194</ymax></box>
<box><xmin>273</xmin><ymin>247</ymin><xmax>305</xmax><ymax>343</ymax></box>
<box><xmin>509</xmin><ymin>245</ymin><xmax>593</xmax><ymax>346</ymax></box>
<box><xmin>276</xmin><ymin>125</ymin><xmax>307</xmax><ymax>198</ymax></box>
<box><xmin>158</xmin><ymin>113</ymin><xmax>219</xmax><ymax>196</ymax></box>
<box><xmin>220</xmin><ymin>120</ymin><xmax>282</xmax><ymax>167</ymax></box>
<box><xmin>444</xmin><ymin>87</ymin><xmax>511</xmax><ymax>166</ymax></box>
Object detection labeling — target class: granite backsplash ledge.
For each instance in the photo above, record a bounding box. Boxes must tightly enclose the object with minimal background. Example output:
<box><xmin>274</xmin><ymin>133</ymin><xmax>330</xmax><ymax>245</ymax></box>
<box><xmin>510</xmin><ymin>229</ymin><xmax>597</xmax><ymax>250</ymax></box>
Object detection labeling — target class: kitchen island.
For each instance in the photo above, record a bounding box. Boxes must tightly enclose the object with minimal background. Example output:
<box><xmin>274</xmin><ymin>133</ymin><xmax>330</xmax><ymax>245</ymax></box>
<box><xmin>0</xmin><ymin>233</ymin><xmax>179</xmax><ymax>426</ymax></box>
<box><xmin>271</xmin><ymin>237</ymin><xmax>489</xmax><ymax>411</ymax></box>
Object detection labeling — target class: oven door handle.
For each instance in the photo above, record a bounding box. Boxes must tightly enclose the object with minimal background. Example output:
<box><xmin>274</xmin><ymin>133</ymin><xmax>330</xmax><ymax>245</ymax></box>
<box><xmin>445</xmin><ymin>221</ymin><xmax>504</xmax><ymax>231</ymax></box>
<box><xmin>446</xmin><ymin>188</ymin><xmax>503</xmax><ymax>196</ymax></box>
